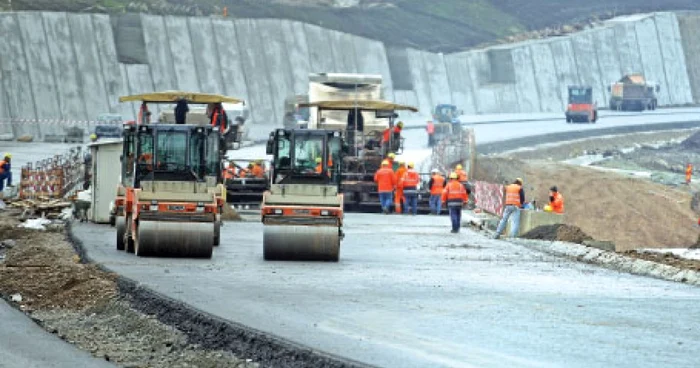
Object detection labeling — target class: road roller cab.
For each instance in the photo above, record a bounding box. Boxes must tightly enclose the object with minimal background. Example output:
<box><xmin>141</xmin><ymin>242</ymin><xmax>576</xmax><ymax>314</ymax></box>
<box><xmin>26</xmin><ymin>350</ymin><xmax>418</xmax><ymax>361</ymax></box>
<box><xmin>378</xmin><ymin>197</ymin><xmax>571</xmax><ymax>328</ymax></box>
<box><xmin>261</xmin><ymin>128</ymin><xmax>346</xmax><ymax>261</ymax></box>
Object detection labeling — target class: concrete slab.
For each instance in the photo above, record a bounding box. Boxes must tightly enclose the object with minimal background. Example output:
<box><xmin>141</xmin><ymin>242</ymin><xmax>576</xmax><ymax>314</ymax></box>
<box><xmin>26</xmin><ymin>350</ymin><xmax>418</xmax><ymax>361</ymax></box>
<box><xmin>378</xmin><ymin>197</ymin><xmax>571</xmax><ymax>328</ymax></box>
<box><xmin>511</xmin><ymin>46</ymin><xmax>541</xmax><ymax>112</ymax></box>
<box><xmin>0</xmin><ymin>14</ymin><xmax>37</xmax><ymax>139</ymax></box>
<box><xmin>211</xmin><ymin>18</ymin><xmax>249</xmax><ymax>99</ymax></box>
<box><xmin>41</xmin><ymin>12</ymin><xmax>85</xmax><ymax>121</ymax></box>
<box><xmin>528</xmin><ymin>42</ymin><xmax>564</xmax><ymax>113</ymax></box>
<box><xmin>329</xmin><ymin>31</ymin><xmax>358</xmax><ymax>73</ymax></box>
<box><xmin>406</xmin><ymin>48</ymin><xmax>433</xmax><ymax>115</ymax></box>
<box><xmin>304</xmin><ymin>23</ymin><xmax>336</xmax><ymax>73</ymax></box>
<box><xmin>352</xmin><ymin>37</ymin><xmax>394</xmax><ymax>100</ymax></box>
<box><xmin>635</xmin><ymin>16</ymin><xmax>670</xmax><ymax>105</ymax></box>
<box><xmin>463</xmin><ymin>51</ymin><xmax>496</xmax><ymax>113</ymax></box>
<box><xmin>613</xmin><ymin>23</ymin><xmax>644</xmax><ymax>76</ymax></box>
<box><xmin>593</xmin><ymin>27</ymin><xmax>623</xmax><ymax>105</ymax></box>
<box><xmin>188</xmin><ymin>17</ymin><xmax>224</xmax><ymax>94</ymax></box>
<box><xmin>119</xmin><ymin>64</ymin><xmax>137</xmax><ymax>120</ymax></box>
<box><xmin>443</xmin><ymin>54</ymin><xmax>477</xmax><ymax>114</ymax></box>
<box><xmin>280</xmin><ymin>20</ymin><xmax>311</xmax><ymax>95</ymax></box>
<box><xmin>654</xmin><ymin>13</ymin><xmax>693</xmax><ymax>105</ymax></box>
<box><xmin>549</xmin><ymin>38</ymin><xmax>581</xmax><ymax>111</ymax></box>
<box><xmin>92</xmin><ymin>14</ymin><xmax>131</xmax><ymax>119</ymax></box>
<box><xmin>677</xmin><ymin>13</ymin><xmax>700</xmax><ymax>103</ymax></box>
<box><xmin>505</xmin><ymin>210</ymin><xmax>564</xmax><ymax>237</ymax></box>
<box><xmin>234</xmin><ymin>18</ymin><xmax>276</xmax><ymax>139</ymax></box>
<box><xmin>164</xmin><ymin>16</ymin><xmax>199</xmax><ymax>91</ymax></box>
<box><xmin>255</xmin><ymin>19</ymin><xmax>295</xmax><ymax>126</ymax></box>
<box><xmin>422</xmin><ymin>51</ymin><xmax>452</xmax><ymax>107</ymax></box>
<box><xmin>141</xmin><ymin>14</ymin><xmax>177</xmax><ymax>92</ymax></box>
<box><xmin>570</xmin><ymin>31</ymin><xmax>605</xmax><ymax>107</ymax></box>
<box><xmin>68</xmin><ymin>14</ymin><xmax>110</xmax><ymax>122</ymax></box>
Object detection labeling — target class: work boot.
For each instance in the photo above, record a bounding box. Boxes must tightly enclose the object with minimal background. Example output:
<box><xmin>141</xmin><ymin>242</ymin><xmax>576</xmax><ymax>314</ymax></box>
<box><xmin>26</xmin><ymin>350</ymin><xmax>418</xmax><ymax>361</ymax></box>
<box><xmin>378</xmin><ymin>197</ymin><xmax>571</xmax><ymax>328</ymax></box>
<box><xmin>450</xmin><ymin>229</ymin><xmax>458</xmax><ymax>233</ymax></box>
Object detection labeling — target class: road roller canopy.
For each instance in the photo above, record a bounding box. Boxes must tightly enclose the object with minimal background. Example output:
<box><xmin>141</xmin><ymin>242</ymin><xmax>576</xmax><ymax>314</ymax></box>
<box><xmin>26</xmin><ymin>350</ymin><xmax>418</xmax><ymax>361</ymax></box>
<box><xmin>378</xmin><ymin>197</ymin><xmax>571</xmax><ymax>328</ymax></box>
<box><xmin>568</xmin><ymin>86</ymin><xmax>593</xmax><ymax>104</ymax></box>
<box><xmin>267</xmin><ymin>129</ymin><xmax>344</xmax><ymax>186</ymax></box>
<box><xmin>119</xmin><ymin>91</ymin><xmax>244</xmax><ymax>105</ymax></box>
<box><xmin>121</xmin><ymin>124</ymin><xmax>221</xmax><ymax>187</ymax></box>
<box><xmin>298</xmin><ymin>100</ymin><xmax>418</xmax><ymax>113</ymax></box>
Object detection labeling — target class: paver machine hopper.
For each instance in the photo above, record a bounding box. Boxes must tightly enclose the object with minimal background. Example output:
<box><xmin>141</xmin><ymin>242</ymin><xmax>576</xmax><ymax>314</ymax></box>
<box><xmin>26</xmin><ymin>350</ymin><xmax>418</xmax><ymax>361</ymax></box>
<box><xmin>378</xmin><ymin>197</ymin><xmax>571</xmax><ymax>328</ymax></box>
<box><xmin>261</xmin><ymin>128</ymin><xmax>345</xmax><ymax>261</ymax></box>
<box><xmin>113</xmin><ymin>91</ymin><xmax>243</xmax><ymax>257</ymax></box>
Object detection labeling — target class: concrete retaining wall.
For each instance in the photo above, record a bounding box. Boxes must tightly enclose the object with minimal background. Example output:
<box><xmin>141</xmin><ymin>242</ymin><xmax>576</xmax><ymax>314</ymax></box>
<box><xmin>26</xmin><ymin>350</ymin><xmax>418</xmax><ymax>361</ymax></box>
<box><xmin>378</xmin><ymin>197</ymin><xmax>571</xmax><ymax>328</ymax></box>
<box><xmin>0</xmin><ymin>11</ymin><xmax>698</xmax><ymax>141</ymax></box>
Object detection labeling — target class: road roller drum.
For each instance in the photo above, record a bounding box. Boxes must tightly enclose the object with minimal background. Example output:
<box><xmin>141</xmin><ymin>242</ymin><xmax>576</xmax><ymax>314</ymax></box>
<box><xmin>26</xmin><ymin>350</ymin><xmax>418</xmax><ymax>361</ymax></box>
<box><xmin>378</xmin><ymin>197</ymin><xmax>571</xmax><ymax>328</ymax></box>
<box><xmin>263</xmin><ymin>225</ymin><xmax>340</xmax><ymax>261</ymax></box>
<box><xmin>135</xmin><ymin>221</ymin><xmax>214</xmax><ymax>258</ymax></box>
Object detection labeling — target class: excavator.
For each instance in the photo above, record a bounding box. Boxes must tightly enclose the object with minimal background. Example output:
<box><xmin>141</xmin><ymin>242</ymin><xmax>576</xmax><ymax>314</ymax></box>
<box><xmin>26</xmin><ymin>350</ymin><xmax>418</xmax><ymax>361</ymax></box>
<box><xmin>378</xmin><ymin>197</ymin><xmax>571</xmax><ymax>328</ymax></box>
<box><xmin>261</xmin><ymin>128</ymin><xmax>345</xmax><ymax>261</ymax></box>
<box><xmin>113</xmin><ymin>91</ymin><xmax>243</xmax><ymax>258</ymax></box>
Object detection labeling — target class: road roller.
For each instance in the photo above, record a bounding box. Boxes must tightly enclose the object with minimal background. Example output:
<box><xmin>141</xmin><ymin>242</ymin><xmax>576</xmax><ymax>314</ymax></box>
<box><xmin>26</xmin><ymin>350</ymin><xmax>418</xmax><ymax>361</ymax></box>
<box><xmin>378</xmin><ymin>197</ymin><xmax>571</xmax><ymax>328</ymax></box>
<box><xmin>261</xmin><ymin>128</ymin><xmax>345</xmax><ymax>261</ymax></box>
<box><xmin>113</xmin><ymin>91</ymin><xmax>244</xmax><ymax>257</ymax></box>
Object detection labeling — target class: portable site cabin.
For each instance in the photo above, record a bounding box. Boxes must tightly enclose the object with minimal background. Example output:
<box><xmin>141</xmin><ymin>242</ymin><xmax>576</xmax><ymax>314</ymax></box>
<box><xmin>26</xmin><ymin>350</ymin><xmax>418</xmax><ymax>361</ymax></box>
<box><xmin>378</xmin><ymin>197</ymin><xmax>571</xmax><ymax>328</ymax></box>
<box><xmin>88</xmin><ymin>139</ymin><xmax>123</xmax><ymax>223</ymax></box>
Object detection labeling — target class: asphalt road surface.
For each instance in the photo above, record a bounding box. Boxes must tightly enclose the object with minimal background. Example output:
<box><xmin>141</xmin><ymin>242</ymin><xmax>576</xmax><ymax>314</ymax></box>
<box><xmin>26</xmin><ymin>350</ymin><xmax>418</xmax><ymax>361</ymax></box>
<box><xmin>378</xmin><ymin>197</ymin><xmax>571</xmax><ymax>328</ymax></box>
<box><xmin>0</xmin><ymin>298</ymin><xmax>115</xmax><ymax>368</ymax></box>
<box><xmin>75</xmin><ymin>214</ymin><xmax>700</xmax><ymax>368</ymax></box>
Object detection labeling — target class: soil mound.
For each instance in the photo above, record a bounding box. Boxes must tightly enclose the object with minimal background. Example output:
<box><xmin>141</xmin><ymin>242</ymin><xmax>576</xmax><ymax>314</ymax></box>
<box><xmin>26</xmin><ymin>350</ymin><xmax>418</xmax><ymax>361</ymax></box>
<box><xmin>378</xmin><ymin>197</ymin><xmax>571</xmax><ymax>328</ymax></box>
<box><xmin>521</xmin><ymin>224</ymin><xmax>593</xmax><ymax>244</ymax></box>
<box><xmin>681</xmin><ymin>130</ymin><xmax>700</xmax><ymax>150</ymax></box>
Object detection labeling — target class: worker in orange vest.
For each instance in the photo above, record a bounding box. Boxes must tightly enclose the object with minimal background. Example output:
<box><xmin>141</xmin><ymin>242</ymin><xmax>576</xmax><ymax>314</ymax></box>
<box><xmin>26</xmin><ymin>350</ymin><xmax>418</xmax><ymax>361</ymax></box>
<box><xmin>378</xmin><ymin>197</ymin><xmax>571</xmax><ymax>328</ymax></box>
<box><xmin>374</xmin><ymin>160</ymin><xmax>396</xmax><ymax>214</ymax></box>
<box><xmin>548</xmin><ymin>186</ymin><xmax>564</xmax><ymax>214</ymax></box>
<box><xmin>454</xmin><ymin>164</ymin><xmax>468</xmax><ymax>182</ymax></box>
<box><xmin>138</xmin><ymin>102</ymin><xmax>151</xmax><ymax>125</ymax></box>
<box><xmin>428</xmin><ymin>169</ymin><xmax>446</xmax><ymax>215</ymax></box>
<box><xmin>494</xmin><ymin>178</ymin><xmax>524</xmax><ymax>239</ymax></box>
<box><xmin>686</xmin><ymin>163</ymin><xmax>693</xmax><ymax>185</ymax></box>
<box><xmin>251</xmin><ymin>160</ymin><xmax>265</xmax><ymax>178</ymax></box>
<box><xmin>0</xmin><ymin>153</ymin><xmax>12</xmax><ymax>193</ymax></box>
<box><xmin>400</xmin><ymin>162</ymin><xmax>421</xmax><ymax>215</ymax></box>
<box><xmin>382</xmin><ymin>121</ymin><xmax>404</xmax><ymax>155</ymax></box>
<box><xmin>394</xmin><ymin>160</ymin><xmax>407</xmax><ymax>213</ymax></box>
<box><xmin>441</xmin><ymin>172</ymin><xmax>469</xmax><ymax>233</ymax></box>
<box><xmin>238</xmin><ymin>164</ymin><xmax>250</xmax><ymax>178</ymax></box>
<box><xmin>223</xmin><ymin>162</ymin><xmax>235</xmax><ymax>183</ymax></box>
<box><xmin>426</xmin><ymin>120</ymin><xmax>435</xmax><ymax>147</ymax></box>
<box><xmin>386</xmin><ymin>152</ymin><xmax>396</xmax><ymax>171</ymax></box>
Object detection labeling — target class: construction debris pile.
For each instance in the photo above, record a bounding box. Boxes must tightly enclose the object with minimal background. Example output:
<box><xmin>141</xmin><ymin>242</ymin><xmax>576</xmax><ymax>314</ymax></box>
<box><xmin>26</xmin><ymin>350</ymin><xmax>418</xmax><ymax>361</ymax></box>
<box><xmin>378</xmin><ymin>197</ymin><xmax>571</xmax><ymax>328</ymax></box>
<box><xmin>521</xmin><ymin>224</ymin><xmax>593</xmax><ymax>244</ymax></box>
<box><xmin>19</xmin><ymin>147</ymin><xmax>86</xmax><ymax>200</ymax></box>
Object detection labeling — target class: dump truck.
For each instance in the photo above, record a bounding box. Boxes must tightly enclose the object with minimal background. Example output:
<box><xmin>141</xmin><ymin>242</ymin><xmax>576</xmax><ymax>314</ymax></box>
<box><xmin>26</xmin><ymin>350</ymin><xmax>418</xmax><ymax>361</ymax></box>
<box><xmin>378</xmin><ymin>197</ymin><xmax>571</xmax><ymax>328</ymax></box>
<box><xmin>565</xmin><ymin>85</ymin><xmax>598</xmax><ymax>123</ymax></box>
<box><xmin>113</xmin><ymin>91</ymin><xmax>242</xmax><ymax>258</ymax></box>
<box><xmin>261</xmin><ymin>128</ymin><xmax>345</xmax><ymax>261</ymax></box>
<box><xmin>608</xmin><ymin>74</ymin><xmax>659</xmax><ymax>111</ymax></box>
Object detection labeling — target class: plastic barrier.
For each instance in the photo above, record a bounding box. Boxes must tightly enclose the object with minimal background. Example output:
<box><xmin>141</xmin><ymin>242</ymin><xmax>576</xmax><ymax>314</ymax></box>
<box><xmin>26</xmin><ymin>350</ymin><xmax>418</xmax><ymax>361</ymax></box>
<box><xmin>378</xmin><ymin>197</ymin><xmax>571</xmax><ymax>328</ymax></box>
<box><xmin>472</xmin><ymin>181</ymin><xmax>504</xmax><ymax>216</ymax></box>
<box><xmin>19</xmin><ymin>147</ymin><xmax>86</xmax><ymax>199</ymax></box>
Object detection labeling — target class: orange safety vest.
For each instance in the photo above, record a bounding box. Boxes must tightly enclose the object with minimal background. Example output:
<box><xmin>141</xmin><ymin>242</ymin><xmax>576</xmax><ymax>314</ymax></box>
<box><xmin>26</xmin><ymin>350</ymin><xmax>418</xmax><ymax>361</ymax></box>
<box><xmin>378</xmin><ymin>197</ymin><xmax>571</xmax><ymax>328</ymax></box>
<box><xmin>430</xmin><ymin>174</ymin><xmax>445</xmax><ymax>195</ymax></box>
<box><xmin>426</xmin><ymin>121</ymin><xmax>435</xmax><ymax>134</ymax></box>
<box><xmin>550</xmin><ymin>192</ymin><xmax>564</xmax><ymax>214</ymax></box>
<box><xmin>0</xmin><ymin>160</ymin><xmax>6</xmax><ymax>174</ymax></box>
<box><xmin>223</xmin><ymin>167</ymin><xmax>235</xmax><ymax>180</ymax></box>
<box><xmin>251</xmin><ymin>164</ymin><xmax>265</xmax><ymax>178</ymax></box>
<box><xmin>505</xmin><ymin>184</ymin><xmax>522</xmax><ymax>207</ymax></box>
<box><xmin>211</xmin><ymin>108</ymin><xmax>227</xmax><ymax>130</ymax></box>
<box><xmin>395</xmin><ymin>166</ymin><xmax>407</xmax><ymax>185</ymax></box>
<box><xmin>441</xmin><ymin>180</ymin><xmax>468</xmax><ymax>206</ymax></box>
<box><xmin>139</xmin><ymin>153</ymin><xmax>153</xmax><ymax>171</ymax></box>
<box><xmin>374</xmin><ymin>167</ymin><xmax>396</xmax><ymax>192</ymax></box>
<box><xmin>382</xmin><ymin>126</ymin><xmax>402</xmax><ymax>143</ymax></box>
<box><xmin>686</xmin><ymin>165</ymin><xmax>693</xmax><ymax>180</ymax></box>
<box><xmin>456</xmin><ymin>168</ymin><xmax>468</xmax><ymax>182</ymax></box>
<box><xmin>401</xmin><ymin>169</ymin><xmax>420</xmax><ymax>194</ymax></box>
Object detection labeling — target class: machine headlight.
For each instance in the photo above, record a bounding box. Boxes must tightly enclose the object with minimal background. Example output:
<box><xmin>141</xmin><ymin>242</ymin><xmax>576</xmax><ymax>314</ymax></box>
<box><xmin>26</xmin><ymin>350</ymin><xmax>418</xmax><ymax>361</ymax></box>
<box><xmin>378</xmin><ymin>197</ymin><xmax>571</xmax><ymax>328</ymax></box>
<box><xmin>274</xmin><ymin>209</ymin><xmax>283</xmax><ymax>215</ymax></box>
<box><xmin>196</xmin><ymin>202</ymin><xmax>205</xmax><ymax>213</ymax></box>
<box><xmin>150</xmin><ymin>200</ymin><xmax>158</xmax><ymax>211</ymax></box>
<box><xmin>320</xmin><ymin>210</ymin><xmax>330</xmax><ymax>216</ymax></box>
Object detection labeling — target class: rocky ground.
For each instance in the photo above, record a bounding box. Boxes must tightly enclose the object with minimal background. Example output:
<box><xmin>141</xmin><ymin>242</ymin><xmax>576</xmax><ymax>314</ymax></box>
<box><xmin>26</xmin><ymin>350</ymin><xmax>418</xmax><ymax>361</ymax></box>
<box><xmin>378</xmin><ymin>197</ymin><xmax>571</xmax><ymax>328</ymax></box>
<box><xmin>0</xmin><ymin>209</ymin><xmax>255</xmax><ymax>368</ymax></box>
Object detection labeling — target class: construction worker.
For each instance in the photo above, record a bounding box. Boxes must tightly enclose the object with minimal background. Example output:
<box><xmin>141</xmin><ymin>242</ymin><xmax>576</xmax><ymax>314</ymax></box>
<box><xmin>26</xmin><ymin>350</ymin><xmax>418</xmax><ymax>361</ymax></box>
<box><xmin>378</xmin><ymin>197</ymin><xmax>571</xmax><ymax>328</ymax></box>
<box><xmin>382</xmin><ymin>121</ymin><xmax>404</xmax><ymax>155</ymax></box>
<box><xmin>209</xmin><ymin>102</ymin><xmax>228</xmax><ymax>131</ymax></box>
<box><xmin>426</xmin><ymin>120</ymin><xmax>435</xmax><ymax>147</ymax></box>
<box><xmin>686</xmin><ymin>163</ymin><xmax>693</xmax><ymax>185</ymax></box>
<box><xmin>251</xmin><ymin>160</ymin><xmax>265</xmax><ymax>178</ymax></box>
<box><xmin>0</xmin><ymin>153</ymin><xmax>12</xmax><ymax>193</ymax></box>
<box><xmin>428</xmin><ymin>169</ymin><xmax>446</xmax><ymax>215</ymax></box>
<box><xmin>90</xmin><ymin>133</ymin><xmax>98</xmax><ymax>142</ymax></box>
<box><xmin>238</xmin><ymin>164</ymin><xmax>250</xmax><ymax>178</ymax></box>
<box><xmin>454</xmin><ymin>164</ymin><xmax>468</xmax><ymax>182</ymax></box>
<box><xmin>401</xmin><ymin>162</ymin><xmax>420</xmax><ymax>215</ymax></box>
<box><xmin>441</xmin><ymin>172</ymin><xmax>469</xmax><ymax>233</ymax></box>
<box><xmin>138</xmin><ymin>102</ymin><xmax>151</xmax><ymax>124</ymax></box>
<box><xmin>374</xmin><ymin>160</ymin><xmax>396</xmax><ymax>214</ymax></box>
<box><xmin>493</xmin><ymin>178</ymin><xmax>525</xmax><ymax>239</ymax></box>
<box><xmin>549</xmin><ymin>186</ymin><xmax>564</xmax><ymax>214</ymax></box>
<box><xmin>223</xmin><ymin>162</ymin><xmax>236</xmax><ymax>182</ymax></box>
<box><xmin>386</xmin><ymin>152</ymin><xmax>396</xmax><ymax>171</ymax></box>
<box><xmin>394</xmin><ymin>160</ymin><xmax>407</xmax><ymax>213</ymax></box>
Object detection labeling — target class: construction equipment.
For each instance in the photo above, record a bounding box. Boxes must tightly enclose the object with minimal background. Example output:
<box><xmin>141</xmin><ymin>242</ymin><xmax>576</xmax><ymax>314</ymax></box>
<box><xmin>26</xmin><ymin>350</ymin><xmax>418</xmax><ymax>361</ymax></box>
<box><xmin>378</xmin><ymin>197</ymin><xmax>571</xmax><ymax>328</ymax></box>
<box><xmin>432</xmin><ymin>104</ymin><xmax>463</xmax><ymax>142</ymax></box>
<box><xmin>565</xmin><ymin>85</ymin><xmax>598</xmax><ymax>123</ymax></box>
<box><xmin>261</xmin><ymin>128</ymin><xmax>345</xmax><ymax>261</ymax></box>
<box><xmin>283</xmin><ymin>95</ymin><xmax>310</xmax><ymax>129</ymax></box>
<box><xmin>300</xmin><ymin>99</ymin><xmax>418</xmax><ymax>213</ymax></box>
<box><xmin>158</xmin><ymin>102</ymin><xmax>247</xmax><ymax>151</ymax></box>
<box><xmin>608</xmin><ymin>73</ymin><xmax>660</xmax><ymax>111</ymax></box>
<box><xmin>224</xmin><ymin>158</ymin><xmax>270</xmax><ymax>210</ymax></box>
<box><xmin>113</xmin><ymin>91</ymin><xmax>242</xmax><ymax>258</ymax></box>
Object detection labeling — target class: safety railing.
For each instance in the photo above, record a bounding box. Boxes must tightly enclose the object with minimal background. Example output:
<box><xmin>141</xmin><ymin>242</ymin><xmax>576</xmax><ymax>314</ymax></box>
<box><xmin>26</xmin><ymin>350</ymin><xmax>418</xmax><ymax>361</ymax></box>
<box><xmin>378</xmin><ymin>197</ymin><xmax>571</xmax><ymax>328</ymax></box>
<box><xmin>19</xmin><ymin>147</ymin><xmax>86</xmax><ymax>200</ymax></box>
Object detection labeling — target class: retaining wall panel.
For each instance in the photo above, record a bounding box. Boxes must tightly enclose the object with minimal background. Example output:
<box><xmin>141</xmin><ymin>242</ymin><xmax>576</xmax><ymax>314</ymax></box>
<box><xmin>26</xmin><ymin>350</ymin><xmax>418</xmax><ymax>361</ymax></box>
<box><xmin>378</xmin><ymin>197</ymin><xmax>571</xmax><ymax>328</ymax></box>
<box><xmin>353</xmin><ymin>38</ymin><xmax>393</xmax><ymax>100</ymax></box>
<box><xmin>654</xmin><ymin>13</ymin><xmax>693</xmax><ymax>104</ymax></box>
<box><xmin>443</xmin><ymin>54</ymin><xmax>476</xmax><ymax>114</ymax></box>
<box><xmin>529</xmin><ymin>42</ymin><xmax>564</xmax><ymax>112</ymax></box>
<box><xmin>68</xmin><ymin>14</ymin><xmax>110</xmax><ymax>121</ymax></box>
<box><xmin>188</xmin><ymin>18</ymin><xmax>224</xmax><ymax>94</ymax></box>
<box><xmin>281</xmin><ymin>21</ymin><xmax>311</xmax><ymax>95</ymax></box>
<box><xmin>594</xmin><ymin>27</ymin><xmax>623</xmax><ymax>104</ymax></box>
<box><xmin>124</xmin><ymin>64</ymin><xmax>155</xmax><ymax>104</ymax></box>
<box><xmin>256</xmin><ymin>19</ymin><xmax>295</xmax><ymax>125</ymax></box>
<box><xmin>164</xmin><ymin>16</ymin><xmax>199</xmax><ymax>91</ymax></box>
<box><xmin>92</xmin><ymin>14</ymin><xmax>132</xmax><ymax>118</ymax></box>
<box><xmin>211</xmin><ymin>19</ymin><xmax>249</xmax><ymax>99</ymax></box>
<box><xmin>304</xmin><ymin>23</ymin><xmax>336</xmax><ymax>73</ymax></box>
<box><xmin>677</xmin><ymin>14</ymin><xmax>700</xmax><ymax>103</ymax></box>
<box><xmin>549</xmin><ymin>38</ymin><xmax>580</xmax><ymax>111</ymax></box>
<box><xmin>141</xmin><ymin>15</ymin><xmax>177</xmax><ymax>92</ymax></box>
<box><xmin>635</xmin><ymin>16</ymin><xmax>670</xmax><ymax>105</ymax></box>
<box><xmin>511</xmin><ymin>46</ymin><xmax>541</xmax><ymax>112</ymax></box>
<box><xmin>570</xmin><ymin>32</ymin><xmax>605</xmax><ymax>108</ymax></box>
<box><xmin>406</xmin><ymin>48</ymin><xmax>433</xmax><ymax>115</ymax></box>
<box><xmin>119</xmin><ymin>64</ymin><xmax>137</xmax><ymax>120</ymax></box>
<box><xmin>42</xmin><ymin>12</ymin><xmax>85</xmax><ymax>121</ymax></box>
<box><xmin>422</xmin><ymin>51</ymin><xmax>452</xmax><ymax>107</ymax></box>
<box><xmin>614</xmin><ymin>23</ymin><xmax>644</xmax><ymax>76</ymax></box>
<box><xmin>329</xmin><ymin>31</ymin><xmax>358</xmax><ymax>73</ymax></box>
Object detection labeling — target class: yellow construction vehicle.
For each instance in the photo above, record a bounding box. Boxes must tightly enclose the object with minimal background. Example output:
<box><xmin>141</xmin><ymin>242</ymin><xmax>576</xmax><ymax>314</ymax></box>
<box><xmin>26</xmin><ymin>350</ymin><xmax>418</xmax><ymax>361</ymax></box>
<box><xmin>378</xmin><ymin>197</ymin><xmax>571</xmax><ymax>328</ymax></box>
<box><xmin>261</xmin><ymin>128</ymin><xmax>345</xmax><ymax>261</ymax></box>
<box><xmin>114</xmin><ymin>91</ymin><xmax>243</xmax><ymax>257</ymax></box>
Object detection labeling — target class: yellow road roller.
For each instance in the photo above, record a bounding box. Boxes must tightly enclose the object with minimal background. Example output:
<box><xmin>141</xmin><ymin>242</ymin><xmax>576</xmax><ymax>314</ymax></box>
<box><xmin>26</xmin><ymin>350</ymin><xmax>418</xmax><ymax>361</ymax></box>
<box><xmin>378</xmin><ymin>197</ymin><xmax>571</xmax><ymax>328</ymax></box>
<box><xmin>261</xmin><ymin>128</ymin><xmax>345</xmax><ymax>261</ymax></box>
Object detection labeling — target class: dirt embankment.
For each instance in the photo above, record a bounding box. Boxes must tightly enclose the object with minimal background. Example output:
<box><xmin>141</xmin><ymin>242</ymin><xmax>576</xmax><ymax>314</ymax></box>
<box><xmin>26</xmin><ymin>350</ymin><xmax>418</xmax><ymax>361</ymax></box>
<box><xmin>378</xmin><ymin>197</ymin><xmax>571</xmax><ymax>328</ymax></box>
<box><xmin>475</xmin><ymin>156</ymin><xmax>698</xmax><ymax>251</ymax></box>
<box><xmin>0</xmin><ymin>210</ymin><xmax>253</xmax><ymax>367</ymax></box>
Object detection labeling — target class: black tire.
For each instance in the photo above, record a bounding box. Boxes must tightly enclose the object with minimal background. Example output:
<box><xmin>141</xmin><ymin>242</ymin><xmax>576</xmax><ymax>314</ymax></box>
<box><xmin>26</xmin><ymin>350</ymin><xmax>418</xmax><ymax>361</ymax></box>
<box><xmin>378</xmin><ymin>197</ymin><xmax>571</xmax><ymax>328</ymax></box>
<box><xmin>116</xmin><ymin>216</ymin><xmax>126</xmax><ymax>251</ymax></box>
<box><xmin>214</xmin><ymin>221</ymin><xmax>220</xmax><ymax>246</ymax></box>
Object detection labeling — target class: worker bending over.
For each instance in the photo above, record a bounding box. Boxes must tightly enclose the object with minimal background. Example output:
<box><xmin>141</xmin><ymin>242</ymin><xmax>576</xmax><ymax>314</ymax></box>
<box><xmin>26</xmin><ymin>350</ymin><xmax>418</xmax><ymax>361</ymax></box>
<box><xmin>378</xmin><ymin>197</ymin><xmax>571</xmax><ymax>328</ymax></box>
<box><xmin>400</xmin><ymin>162</ymin><xmax>420</xmax><ymax>215</ymax></box>
<box><xmin>493</xmin><ymin>178</ymin><xmax>524</xmax><ymax>239</ymax></box>
<box><xmin>547</xmin><ymin>186</ymin><xmax>564</xmax><ymax>214</ymax></box>
<box><xmin>441</xmin><ymin>172</ymin><xmax>469</xmax><ymax>233</ymax></box>
<box><xmin>428</xmin><ymin>169</ymin><xmax>446</xmax><ymax>215</ymax></box>
<box><xmin>374</xmin><ymin>160</ymin><xmax>396</xmax><ymax>214</ymax></box>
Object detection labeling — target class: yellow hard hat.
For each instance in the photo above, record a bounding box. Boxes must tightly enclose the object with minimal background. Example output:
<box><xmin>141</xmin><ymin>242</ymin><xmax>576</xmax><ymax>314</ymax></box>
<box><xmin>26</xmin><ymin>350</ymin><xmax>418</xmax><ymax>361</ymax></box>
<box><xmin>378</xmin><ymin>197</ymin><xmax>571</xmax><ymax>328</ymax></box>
<box><xmin>398</xmin><ymin>160</ymin><xmax>405</xmax><ymax>166</ymax></box>
<box><xmin>388</xmin><ymin>153</ymin><xmax>395</xmax><ymax>159</ymax></box>
<box><xmin>315</xmin><ymin>157</ymin><xmax>322</xmax><ymax>163</ymax></box>
<box><xmin>3</xmin><ymin>153</ymin><xmax>10</xmax><ymax>158</ymax></box>
<box><xmin>515</xmin><ymin>177</ymin><xmax>523</xmax><ymax>184</ymax></box>
<box><xmin>397</xmin><ymin>121</ymin><xmax>404</xmax><ymax>128</ymax></box>
<box><xmin>407</xmin><ymin>162</ymin><xmax>415</xmax><ymax>168</ymax></box>
<box><xmin>90</xmin><ymin>133</ymin><xmax>97</xmax><ymax>140</ymax></box>
<box><xmin>449</xmin><ymin>172</ymin><xmax>458</xmax><ymax>179</ymax></box>
<box><xmin>381</xmin><ymin>160</ymin><xmax>390</xmax><ymax>166</ymax></box>
<box><xmin>455</xmin><ymin>164</ymin><xmax>463</xmax><ymax>170</ymax></box>
<box><xmin>544</xmin><ymin>205</ymin><xmax>553</xmax><ymax>212</ymax></box>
